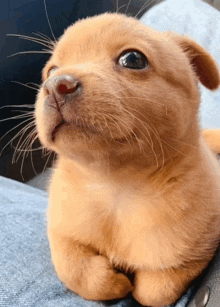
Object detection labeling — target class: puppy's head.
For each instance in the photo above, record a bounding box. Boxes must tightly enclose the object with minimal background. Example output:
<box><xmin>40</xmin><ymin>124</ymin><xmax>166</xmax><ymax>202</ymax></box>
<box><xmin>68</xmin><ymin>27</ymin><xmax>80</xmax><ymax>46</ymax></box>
<box><xmin>35</xmin><ymin>13</ymin><xmax>220</xmax><ymax>167</ymax></box>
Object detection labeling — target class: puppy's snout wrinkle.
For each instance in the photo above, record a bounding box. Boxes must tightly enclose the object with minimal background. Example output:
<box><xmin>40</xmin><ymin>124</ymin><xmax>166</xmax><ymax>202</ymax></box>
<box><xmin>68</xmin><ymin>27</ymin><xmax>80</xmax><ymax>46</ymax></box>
<box><xmin>44</xmin><ymin>75</ymin><xmax>82</xmax><ymax>109</ymax></box>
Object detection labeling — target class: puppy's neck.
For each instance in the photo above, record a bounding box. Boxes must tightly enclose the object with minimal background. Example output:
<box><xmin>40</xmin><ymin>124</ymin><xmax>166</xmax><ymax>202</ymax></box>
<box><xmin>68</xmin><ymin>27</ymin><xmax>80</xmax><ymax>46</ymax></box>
<box><xmin>55</xmin><ymin>121</ymin><xmax>201</xmax><ymax>184</ymax></box>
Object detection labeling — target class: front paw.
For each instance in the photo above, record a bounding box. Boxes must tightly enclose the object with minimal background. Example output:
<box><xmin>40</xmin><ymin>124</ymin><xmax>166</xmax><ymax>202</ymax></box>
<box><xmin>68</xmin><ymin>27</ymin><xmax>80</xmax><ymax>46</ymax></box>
<box><xmin>49</xmin><ymin>233</ymin><xmax>134</xmax><ymax>302</ymax></box>
<box><xmin>132</xmin><ymin>270</ymin><xmax>182</xmax><ymax>307</ymax></box>
<box><xmin>81</xmin><ymin>255</ymin><xmax>134</xmax><ymax>301</ymax></box>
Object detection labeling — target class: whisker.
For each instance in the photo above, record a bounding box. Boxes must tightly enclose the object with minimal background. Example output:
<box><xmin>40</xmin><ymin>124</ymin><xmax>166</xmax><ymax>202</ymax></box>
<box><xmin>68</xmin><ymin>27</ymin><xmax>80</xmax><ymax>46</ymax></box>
<box><xmin>52</xmin><ymin>152</ymin><xmax>56</xmax><ymax>167</ymax></box>
<box><xmin>43</xmin><ymin>151</ymin><xmax>53</xmax><ymax>173</ymax></box>
<box><xmin>30</xmin><ymin>138</ymin><xmax>38</xmax><ymax>176</ymax></box>
<box><xmin>124</xmin><ymin>106</ymin><xmax>165</xmax><ymax>168</ymax></box>
<box><xmin>111</xmin><ymin>114</ymin><xmax>137</xmax><ymax>149</ymax></box>
<box><xmin>42</xmin><ymin>147</ymin><xmax>46</xmax><ymax>157</ymax></box>
<box><xmin>116</xmin><ymin>0</ymin><xmax>119</xmax><ymax>13</ymax></box>
<box><xmin>135</xmin><ymin>0</ymin><xmax>156</xmax><ymax>18</ymax></box>
<box><xmin>19</xmin><ymin>136</ymin><xmax>35</xmax><ymax>181</ymax></box>
<box><xmin>11</xmin><ymin>146</ymin><xmax>45</xmax><ymax>153</ymax></box>
<box><xmin>42</xmin><ymin>150</ymin><xmax>52</xmax><ymax>158</ymax></box>
<box><xmin>0</xmin><ymin>117</ymin><xmax>34</xmax><ymax>154</ymax></box>
<box><xmin>125</xmin><ymin>96</ymin><xmax>168</xmax><ymax>115</ymax></box>
<box><xmin>42</xmin><ymin>48</ymin><xmax>53</xmax><ymax>53</ymax></box>
<box><xmin>20</xmin><ymin>157</ymin><xmax>25</xmax><ymax>181</ymax></box>
<box><xmin>28</xmin><ymin>129</ymin><xmax>41</xmax><ymax>175</ymax></box>
<box><xmin>44</xmin><ymin>0</ymin><xmax>57</xmax><ymax>42</ymax></box>
<box><xmin>102</xmin><ymin>86</ymin><xmax>168</xmax><ymax>114</ymax></box>
<box><xmin>17</xmin><ymin>128</ymin><xmax>36</xmax><ymax>176</ymax></box>
<box><xmin>13</xmin><ymin>122</ymin><xmax>36</xmax><ymax>163</ymax></box>
<box><xmin>161</xmin><ymin>139</ymin><xmax>188</xmax><ymax>157</ymax></box>
<box><xmin>33</xmin><ymin>31</ymin><xmax>55</xmax><ymax>44</ymax></box>
<box><xmin>106</xmin><ymin>111</ymin><xmax>144</xmax><ymax>153</ymax></box>
<box><xmin>86</xmin><ymin>94</ymin><xmax>163</xmax><ymax>166</ymax></box>
<box><xmin>7</xmin><ymin>33</ymin><xmax>54</xmax><ymax>44</ymax></box>
<box><xmin>102</xmin><ymin>113</ymin><xmax>134</xmax><ymax>150</ymax></box>
<box><xmin>22</xmin><ymin>129</ymin><xmax>37</xmax><ymax>160</ymax></box>
<box><xmin>11</xmin><ymin>80</ymin><xmax>40</xmax><ymax>91</ymax></box>
<box><xmin>0</xmin><ymin>113</ymin><xmax>33</xmax><ymax>123</ymax></box>
<box><xmin>11</xmin><ymin>121</ymin><xmax>36</xmax><ymax>160</ymax></box>
<box><xmin>110</xmin><ymin>92</ymin><xmax>168</xmax><ymax>114</ymax></box>
<box><xmin>122</xmin><ymin>108</ymin><xmax>159</xmax><ymax>167</ymax></box>
<box><xmin>118</xmin><ymin>3</ymin><xmax>129</xmax><ymax>13</ymax></box>
<box><xmin>125</xmin><ymin>0</ymin><xmax>132</xmax><ymax>15</ymax></box>
<box><xmin>103</xmin><ymin>86</ymin><xmax>157</xmax><ymax>156</ymax></box>
<box><xmin>123</xmin><ymin>107</ymin><xmax>153</xmax><ymax>146</ymax></box>
<box><xmin>167</xmin><ymin>136</ymin><xmax>199</xmax><ymax>149</ymax></box>
<box><xmin>7</xmin><ymin>50</ymin><xmax>52</xmax><ymax>58</ymax></box>
<box><xmin>11</xmin><ymin>110</ymin><xmax>34</xmax><ymax>114</ymax></box>
<box><xmin>7</xmin><ymin>33</ymin><xmax>54</xmax><ymax>49</ymax></box>
<box><xmin>99</xmin><ymin>114</ymin><xmax>114</xmax><ymax>140</ymax></box>
<box><xmin>19</xmin><ymin>131</ymin><xmax>39</xmax><ymax>180</ymax></box>
<box><xmin>27</xmin><ymin>82</ymin><xmax>40</xmax><ymax>88</ymax></box>
<box><xmin>0</xmin><ymin>104</ymin><xmax>34</xmax><ymax>110</ymax></box>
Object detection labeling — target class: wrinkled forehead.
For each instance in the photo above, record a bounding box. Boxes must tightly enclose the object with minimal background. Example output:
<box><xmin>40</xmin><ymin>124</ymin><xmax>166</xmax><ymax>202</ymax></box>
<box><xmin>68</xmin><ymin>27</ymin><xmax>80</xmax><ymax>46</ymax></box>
<box><xmin>51</xmin><ymin>13</ymin><xmax>164</xmax><ymax>64</ymax></box>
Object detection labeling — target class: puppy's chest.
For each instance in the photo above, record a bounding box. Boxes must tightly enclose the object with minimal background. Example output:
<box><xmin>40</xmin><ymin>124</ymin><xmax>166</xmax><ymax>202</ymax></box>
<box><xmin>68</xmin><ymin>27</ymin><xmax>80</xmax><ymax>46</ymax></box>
<box><xmin>71</xmin><ymin>181</ymin><xmax>148</xmax><ymax>238</ymax></box>
<box><xmin>53</xmin><ymin>177</ymin><xmax>153</xmax><ymax>241</ymax></box>
<box><xmin>52</xmin><ymin>178</ymin><xmax>176</xmax><ymax>269</ymax></box>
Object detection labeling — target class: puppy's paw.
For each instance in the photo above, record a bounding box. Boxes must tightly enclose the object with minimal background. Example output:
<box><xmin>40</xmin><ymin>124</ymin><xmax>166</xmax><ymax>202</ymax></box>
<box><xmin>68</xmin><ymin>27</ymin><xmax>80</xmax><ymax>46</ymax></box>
<box><xmin>132</xmin><ymin>270</ymin><xmax>180</xmax><ymax>307</ymax></box>
<box><xmin>109</xmin><ymin>272</ymin><xmax>134</xmax><ymax>299</ymax></box>
<box><xmin>83</xmin><ymin>255</ymin><xmax>134</xmax><ymax>301</ymax></box>
<box><xmin>49</xmin><ymin>234</ymin><xmax>133</xmax><ymax>301</ymax></box>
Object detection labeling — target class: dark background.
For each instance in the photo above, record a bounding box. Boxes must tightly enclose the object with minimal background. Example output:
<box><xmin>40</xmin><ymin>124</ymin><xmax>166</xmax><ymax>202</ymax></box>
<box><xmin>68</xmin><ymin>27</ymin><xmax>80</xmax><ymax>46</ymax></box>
<box><xmin>0</xmin><ymin>0</ymin><xmax>158</xmax><ymax>182</ymax></box>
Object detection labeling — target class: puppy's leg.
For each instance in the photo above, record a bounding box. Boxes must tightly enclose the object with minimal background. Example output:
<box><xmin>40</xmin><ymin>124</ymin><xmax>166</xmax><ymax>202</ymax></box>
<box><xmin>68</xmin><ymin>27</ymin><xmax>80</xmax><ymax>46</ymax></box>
<box><xmin>132</xmin><ymin>263</ymin><xmax>205</xmax><ymax>307</ymax></box>
<box><xmin>48</xmin><ymin>231</ymin><xmax>134</xmax><ymax>301</ymax></box>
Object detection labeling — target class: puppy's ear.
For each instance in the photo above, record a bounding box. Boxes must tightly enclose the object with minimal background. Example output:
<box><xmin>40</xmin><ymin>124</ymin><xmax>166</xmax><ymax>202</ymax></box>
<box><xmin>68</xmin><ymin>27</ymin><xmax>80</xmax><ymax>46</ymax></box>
<box><xmin>169</xmin><ymin>32</ymin><xmax>220</xmax><ymax>90</ymax></box>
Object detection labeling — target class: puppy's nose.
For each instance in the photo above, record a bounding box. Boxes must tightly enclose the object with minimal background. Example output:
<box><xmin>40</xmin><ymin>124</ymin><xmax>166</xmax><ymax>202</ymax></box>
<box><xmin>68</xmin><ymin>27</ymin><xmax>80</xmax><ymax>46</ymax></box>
<box><xmin>44</xmin><ymin>75</ymin><xmax>81</xmax><ymax>108</ymax></box>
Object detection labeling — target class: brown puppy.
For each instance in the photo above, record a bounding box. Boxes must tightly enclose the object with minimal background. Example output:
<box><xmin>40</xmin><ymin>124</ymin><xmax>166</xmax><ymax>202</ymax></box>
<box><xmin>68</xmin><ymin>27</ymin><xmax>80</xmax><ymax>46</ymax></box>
<box><xmin>35</xmin><ymin>13</ymin><xmax>220</xmax><ymax>307</ymax></box>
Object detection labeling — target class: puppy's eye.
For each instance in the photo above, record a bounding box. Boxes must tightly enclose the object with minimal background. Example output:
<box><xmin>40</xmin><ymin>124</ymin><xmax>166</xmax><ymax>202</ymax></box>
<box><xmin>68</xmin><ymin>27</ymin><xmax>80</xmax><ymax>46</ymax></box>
<box><xmin>47</xmin><ymin>66</ymin><xmax>58</xmax><ymax>77</ymax></box>
<box><xmin>118</xmin><ymin>51</ymin><xmax>148</xmax><ymax>69</ymax></box>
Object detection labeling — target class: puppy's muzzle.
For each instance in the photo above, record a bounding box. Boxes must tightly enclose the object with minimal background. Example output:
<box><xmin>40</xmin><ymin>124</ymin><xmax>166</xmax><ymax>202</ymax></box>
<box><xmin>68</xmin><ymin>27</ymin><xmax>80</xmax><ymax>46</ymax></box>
<box><xmin>44</xmin><ymin>75</ymin><xmax>82</xmax><ymax>110</ymax></box>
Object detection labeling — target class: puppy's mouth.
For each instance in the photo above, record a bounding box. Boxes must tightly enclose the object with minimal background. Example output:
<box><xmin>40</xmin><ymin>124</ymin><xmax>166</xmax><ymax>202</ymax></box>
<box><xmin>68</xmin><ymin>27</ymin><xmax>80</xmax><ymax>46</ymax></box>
<box><xmin>51</xmin><ymin>120</ymin><xmax>136</xmax><ymax>147</ymax></box>
<box><xmin>51</xmin><ymin>119</ymin><xmax>66</xmax><ymax>142</ymax></box>
<box><xmin>51</xmin><ymin>118</ymin><xmax>101</xmax><ymax>142</ymax></box>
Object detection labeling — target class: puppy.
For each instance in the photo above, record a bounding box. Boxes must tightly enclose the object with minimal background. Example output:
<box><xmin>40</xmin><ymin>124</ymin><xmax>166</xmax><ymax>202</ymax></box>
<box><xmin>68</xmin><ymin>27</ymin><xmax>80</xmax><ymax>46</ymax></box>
<box><xmin>35</xmin><ymin>13</ymin><xmax>220</xmax><ymax>306</ymax></box>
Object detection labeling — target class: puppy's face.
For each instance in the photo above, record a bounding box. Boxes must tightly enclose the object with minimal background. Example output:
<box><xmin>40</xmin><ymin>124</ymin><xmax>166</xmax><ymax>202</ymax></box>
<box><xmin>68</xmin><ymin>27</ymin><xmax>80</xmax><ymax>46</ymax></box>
<box><xmin>35</xmin><ymin>13</ymin><xmax>219</xmax><ymax>164</ymax></box>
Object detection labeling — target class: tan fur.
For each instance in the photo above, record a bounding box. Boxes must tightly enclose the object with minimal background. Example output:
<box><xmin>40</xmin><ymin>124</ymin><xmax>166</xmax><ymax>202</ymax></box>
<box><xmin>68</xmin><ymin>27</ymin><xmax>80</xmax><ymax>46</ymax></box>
<box><xmin>35</xmin><ymin>13</ymin><xmax>220</xmax><ymax>306</ymax></box>
<box><xmin>203</xmin><ymin>129</ymin><xmax>220</xmax><ymax>154</ymax></box>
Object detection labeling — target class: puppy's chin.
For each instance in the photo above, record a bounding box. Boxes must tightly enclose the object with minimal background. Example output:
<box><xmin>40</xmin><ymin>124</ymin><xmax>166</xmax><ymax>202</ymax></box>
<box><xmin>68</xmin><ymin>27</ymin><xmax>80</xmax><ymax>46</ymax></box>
<box><xmin>50</xmin><ymin>123</ymin><xmax>109</xmax><ymax>155</ymax></box>
<box><xmin>40</xmin><ymin>120</ymin><xmax>139</xmax><ymax>161</ymax></box>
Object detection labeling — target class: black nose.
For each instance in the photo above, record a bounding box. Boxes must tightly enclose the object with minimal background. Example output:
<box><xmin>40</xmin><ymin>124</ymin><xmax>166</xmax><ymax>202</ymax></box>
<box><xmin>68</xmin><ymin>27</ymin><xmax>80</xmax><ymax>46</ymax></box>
<box><xmin>44</xmin><ymin>75</ymin><xmax>82</xmax><ymax>108</ymax></box>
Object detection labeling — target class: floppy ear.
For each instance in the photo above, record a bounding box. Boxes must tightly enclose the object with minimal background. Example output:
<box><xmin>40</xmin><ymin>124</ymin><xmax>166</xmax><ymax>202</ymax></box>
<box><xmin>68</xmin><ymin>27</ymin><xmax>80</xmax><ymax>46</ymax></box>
<box><xmin>169</xmin><ymin>32</ymin><xmax>220</xmax><ymax>90</ymax></box>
